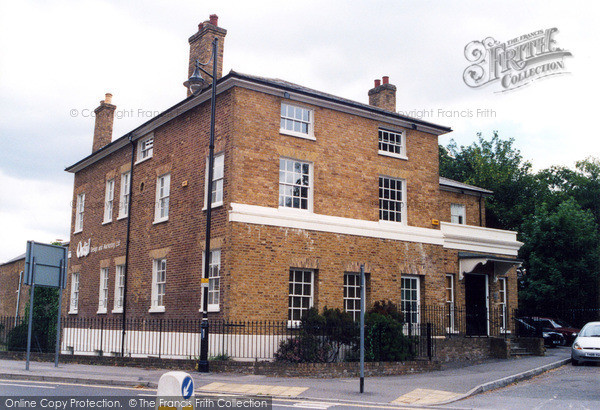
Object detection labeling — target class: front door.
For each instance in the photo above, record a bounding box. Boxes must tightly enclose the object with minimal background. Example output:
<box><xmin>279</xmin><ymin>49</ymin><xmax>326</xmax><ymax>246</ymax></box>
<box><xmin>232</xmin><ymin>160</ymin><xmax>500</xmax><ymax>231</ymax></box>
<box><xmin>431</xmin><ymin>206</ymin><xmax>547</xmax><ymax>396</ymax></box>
<box><xmin>465</xmin><ymin>274</ymin><xmax>488</xmax><ymax>336</ymax></box>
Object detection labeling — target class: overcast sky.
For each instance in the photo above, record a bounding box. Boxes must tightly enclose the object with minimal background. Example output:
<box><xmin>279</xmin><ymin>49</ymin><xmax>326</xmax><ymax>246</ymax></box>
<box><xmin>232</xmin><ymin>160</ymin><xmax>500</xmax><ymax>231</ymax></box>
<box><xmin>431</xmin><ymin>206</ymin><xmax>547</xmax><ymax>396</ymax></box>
<box><xmin>1</xmin><ymin>0</ymin><xmax>598</xmax><ymax>262</ymax></box>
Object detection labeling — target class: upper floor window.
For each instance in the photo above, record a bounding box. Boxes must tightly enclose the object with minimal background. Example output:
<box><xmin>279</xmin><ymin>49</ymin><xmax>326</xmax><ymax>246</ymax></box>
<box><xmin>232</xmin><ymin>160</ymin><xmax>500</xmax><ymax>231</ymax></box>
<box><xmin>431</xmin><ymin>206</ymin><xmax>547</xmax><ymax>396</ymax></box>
<box><xmin>150</xmin><ymin>258</ymin><xmax>166</xmax><ymax>312</ymax></box>
<box><xmin>451</xmin><ymin>203</ymin><xmax>466</xmax><ymax>224</ymax></box>
<box><xmin>378</xmin><ymin>129</ymin><xmax>406</xmax><ymax>159</ymax></box>
<box><xmin>137</xmin><ymin>134</ymin><xmax>154</xmax><ymax>162</ymax></box>
<box><xmin>103</xmin><ymin>179</ymin><xmax>114</xmax><ymax>223</ymax></box>
<box><xmin>204</xmin><ymin>153</ymin><xmax>224</xmax><ymax>208</ymax></box>
<box><xmin>75</xmin><ymin>193</ymin><xmax>85</xmax><ymax>233</ymax></box>
<box><xmin>279</xmin><ymin>158</ymin><xmax>312</xmax><ymax>211</ymax></box>
<box><xmin>280</xmin><ymin>103</ymin><xmax>314</xmax><ymax>140</ymax></box>
<box><xmin>379</xmin><ymin>176</ymin><xmax>406</xmax><ymax>223</ymax></box>
<box><xmin>154</xmin><ymin>173</ymin><xmax>170</xmax><ymax>223</ymax></box>
<box><xmin>118</xmin><ymin>172</ymin><xmax>131</xmax><ymax>219</ymax></box>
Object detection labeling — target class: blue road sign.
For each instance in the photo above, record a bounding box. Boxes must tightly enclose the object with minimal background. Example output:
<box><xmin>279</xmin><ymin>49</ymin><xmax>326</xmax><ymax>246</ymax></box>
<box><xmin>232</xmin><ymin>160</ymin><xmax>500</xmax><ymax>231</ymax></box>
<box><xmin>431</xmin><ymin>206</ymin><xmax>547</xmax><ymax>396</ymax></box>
<box><xmin>181</xmin><ymin>375</ymin><xmax>194</xmax><ymax>399</ymax></box>
<box><xmin>24</xmin><ymin>241</ymin><xmax>67</xmax><ymax>288</ymax></box>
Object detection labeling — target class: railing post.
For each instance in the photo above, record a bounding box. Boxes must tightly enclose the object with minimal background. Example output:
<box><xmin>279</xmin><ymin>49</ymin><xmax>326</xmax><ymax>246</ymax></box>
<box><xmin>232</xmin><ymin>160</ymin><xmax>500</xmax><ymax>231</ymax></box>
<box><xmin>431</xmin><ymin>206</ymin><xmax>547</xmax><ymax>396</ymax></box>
<box><xmin>427</xmin><ymin>322</ymin><xmax>432</xmax><ymax>360</ymax></box>
<box><xmin>158</xmin><ymin>319</ymin><xmax>163</xmax><ymax>359</ymax></box>
<box><xmin>100</xmin><ymin>317</ymin><xmax>104</xmax><ymax>355</ymax></box>
<box><xmin>407</xmin><ymin>304</ymin><xmax>412</xmax><ymax>337</ymax></box>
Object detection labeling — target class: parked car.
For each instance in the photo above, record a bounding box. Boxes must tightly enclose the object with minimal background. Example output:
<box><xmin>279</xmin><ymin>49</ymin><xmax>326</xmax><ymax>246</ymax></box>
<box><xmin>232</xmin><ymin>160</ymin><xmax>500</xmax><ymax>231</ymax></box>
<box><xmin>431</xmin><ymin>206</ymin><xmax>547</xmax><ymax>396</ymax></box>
<box><xmin>523</xmin><ymin>317</ymin><xmax>579</xmax><ymax>345</ymax></box>
<box><xmin>514</xmin><ymin>318</ymin><xmax>565</xmax><ymax>347</ymax></box>
<box><xmin>571</xmin><ymin>321</ymin><xmax>600</xmax><ymax>365</ymax></box>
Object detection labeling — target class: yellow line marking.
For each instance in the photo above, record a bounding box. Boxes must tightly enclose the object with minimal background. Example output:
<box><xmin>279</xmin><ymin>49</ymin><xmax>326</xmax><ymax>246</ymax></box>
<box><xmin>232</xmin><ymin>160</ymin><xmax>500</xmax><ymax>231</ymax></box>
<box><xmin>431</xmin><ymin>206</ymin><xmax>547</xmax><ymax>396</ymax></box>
<box><xmin>199</xmin><ymin>382</ymin><xmax>308</xmax><ymax>397</ymax></box>
<box><xmin>392</xmin><ymin>388</ymin><xmax>460</xmax><ymax>405</ymax></box>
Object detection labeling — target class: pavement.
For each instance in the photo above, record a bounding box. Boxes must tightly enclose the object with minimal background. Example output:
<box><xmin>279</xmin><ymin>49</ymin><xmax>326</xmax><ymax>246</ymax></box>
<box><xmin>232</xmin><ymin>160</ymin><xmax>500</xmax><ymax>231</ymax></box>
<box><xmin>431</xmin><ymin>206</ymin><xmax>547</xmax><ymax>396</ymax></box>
<box><xmin>0</xmin><ymin>347</ymin><xmax>571</xmax><ymax>407</ymax></box>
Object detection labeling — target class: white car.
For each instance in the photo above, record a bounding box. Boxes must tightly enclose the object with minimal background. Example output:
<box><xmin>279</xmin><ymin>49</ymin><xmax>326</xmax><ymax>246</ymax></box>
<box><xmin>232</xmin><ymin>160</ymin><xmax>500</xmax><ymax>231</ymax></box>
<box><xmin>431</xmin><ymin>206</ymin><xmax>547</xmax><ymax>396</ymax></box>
<box><xmin>571</xmin><ymin>321</ymin><xmax>600</xmax><ymax>366</ymax></box>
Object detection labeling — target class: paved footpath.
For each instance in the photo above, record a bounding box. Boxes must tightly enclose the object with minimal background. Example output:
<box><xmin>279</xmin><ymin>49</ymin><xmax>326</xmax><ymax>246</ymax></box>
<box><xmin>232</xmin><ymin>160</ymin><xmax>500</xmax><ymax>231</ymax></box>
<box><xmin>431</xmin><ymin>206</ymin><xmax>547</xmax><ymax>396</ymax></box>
<box><xmin>0</xmin><ymin>347</ymin><xmax>570</xmax><ymax>407</ymax></box>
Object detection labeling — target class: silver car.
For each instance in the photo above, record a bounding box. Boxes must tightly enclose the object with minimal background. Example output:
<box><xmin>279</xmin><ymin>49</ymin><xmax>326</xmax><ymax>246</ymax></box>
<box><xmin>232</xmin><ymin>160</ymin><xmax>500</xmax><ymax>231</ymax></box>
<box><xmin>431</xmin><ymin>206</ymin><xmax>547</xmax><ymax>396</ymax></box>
<box><xmin>571</xmin><ymin>321</ymin><xmax>600</xmax><ymax>365</ymax></box>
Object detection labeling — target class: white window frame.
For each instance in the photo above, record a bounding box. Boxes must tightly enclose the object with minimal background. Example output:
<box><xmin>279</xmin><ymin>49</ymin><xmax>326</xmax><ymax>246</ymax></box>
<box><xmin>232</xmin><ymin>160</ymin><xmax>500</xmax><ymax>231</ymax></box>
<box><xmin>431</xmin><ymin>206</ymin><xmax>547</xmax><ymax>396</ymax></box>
<box><xmin>103</xmin><ymin>179</ymin><xmax>115</xmax><ymax>224</ymax></box>
<box><xmin>136</xmin><ymin>134</ymin><xmax>154</xmax><ymax>163</ymax></box>
<box><xmin>288</xmin><ymin>268</ymin><xmax>314</xmax><ymax>327</ymax></box>
<box><xmin>498</xmin><ymin>277</ymin><xmax>508</xmax><ymax>332</ymax></box>
<box><xmin>74</xmin><ymin>193</ymin><xmax>85</xmax><ymax>233</ymax></box>
<box><xmin>280</xmin><ymin>103</ymin><xmax>315</xmax><ymax>140</ymax></box>
<box><xmin>150</xmin><ymin>258</ymin><xmax>166</xmax><ymax>313</ymax></box>
<box><xmin>279</xmin><ymin>158</ymin><xmax>313</xmax><ymax>212</ymax></box>
<box><xmin>203</xmin><ymin>153</ymin><xmax>224</xmax><ymax>209</ymax></box>
<box><xmin>451</xmin><ymin>203</ymin><xmax>466</xmax><ymax>225</ymax></box>
<box><xmin>379</xmin><ymin>176</ymin><xmax>406</xmax><ymax>224</ymax></box>
<box><xmin>112</xmin><ymin>264</ymin><xmax>125</xmax><ymax>313</ymax></box>
<box><xmin>378</xmin><ymin>129</ymin><xmax>407</xmax><ymax>160</ymax></box>
<box><xmin>344</xmin><ymin>272</ymin><xmax>362</xmax><ymax>321</ymax></box>
<box><xmin>118</xmin><ymin>172</ymin><xmax>131</xmax><ymax>220</ymax></box>
<box><xmin>154</xmin><ymin>173</ymin><xmax>170</xmax><ymax>224</ymax></box>
<box><xmin>69</xmin><ymin>272</ymin><xmax>79</xmax><ymax>314</ymax></box>
<box><xmin>446</xmin><ymin>274</ymin><xmax>456</xmax><ymax>333</ymax></box>
<box><xmin>199</xmin><ymin>249</ymin><xmax>221</xmax><ymax>312</ymax></box>
<box><xmin>97</xmin><ymin>267</ymin><xmax>109</xmax><ymax>314</ymax></box>
<box><xmin>401</xmin><ymin>276</ymin><xmax>420</xmax><ymax>326</ymax></box>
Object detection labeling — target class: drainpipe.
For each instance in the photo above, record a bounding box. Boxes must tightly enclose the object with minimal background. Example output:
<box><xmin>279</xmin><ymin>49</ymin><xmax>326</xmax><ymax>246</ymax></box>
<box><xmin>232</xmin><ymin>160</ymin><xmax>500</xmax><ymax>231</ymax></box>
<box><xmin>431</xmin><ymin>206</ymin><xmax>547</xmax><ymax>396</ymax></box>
<box><xmin>121</xmin><ymin>135</ymin><xmax>136</xmax><ymax>357</ymax></box>
<box><xmin>479</xmin><ymin>193</ymin><xmax>483</xmax><ymax>227</ymax></box>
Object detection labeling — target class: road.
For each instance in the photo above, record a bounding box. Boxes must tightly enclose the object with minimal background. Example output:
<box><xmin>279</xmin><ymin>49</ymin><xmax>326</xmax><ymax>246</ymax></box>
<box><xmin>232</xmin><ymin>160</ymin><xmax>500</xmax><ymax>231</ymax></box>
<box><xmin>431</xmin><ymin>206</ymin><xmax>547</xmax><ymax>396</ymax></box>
<box><xmin>445</xmin><ymin>363</ymin><xmax>600</xmax><ymax>409</ymax></box>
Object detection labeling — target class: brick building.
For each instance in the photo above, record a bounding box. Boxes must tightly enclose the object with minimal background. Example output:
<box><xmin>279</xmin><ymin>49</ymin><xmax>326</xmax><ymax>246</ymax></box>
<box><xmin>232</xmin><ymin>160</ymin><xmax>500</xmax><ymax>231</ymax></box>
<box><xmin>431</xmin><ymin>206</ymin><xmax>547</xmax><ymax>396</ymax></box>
<box><xmin>0</xmin><ymin>254</ymin><xmax>27</xmax><ymax>318</ymax></box>
<box><xmin>65</xmin><ymin>15</ymin><xmax>522</xmax><ymax>341</ymax></box>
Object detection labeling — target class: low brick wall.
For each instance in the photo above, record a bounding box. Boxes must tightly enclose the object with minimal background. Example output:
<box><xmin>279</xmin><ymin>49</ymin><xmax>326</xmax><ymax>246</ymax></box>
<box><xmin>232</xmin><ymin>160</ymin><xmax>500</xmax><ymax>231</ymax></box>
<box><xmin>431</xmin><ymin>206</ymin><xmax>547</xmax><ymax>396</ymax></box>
<box><xmin>435</xmin><ymin>337</ymin><xmax>493</xmax><ymax>362</ymax></box>
<box><xmin>0</xmin><ymin>351</ymin><xmax>438</xmax><ymax>377</ymax></box>
<box><xmin>515</xmin><ymin>337</ymin><xmax>545</xmax><ymax>356</ymax></box>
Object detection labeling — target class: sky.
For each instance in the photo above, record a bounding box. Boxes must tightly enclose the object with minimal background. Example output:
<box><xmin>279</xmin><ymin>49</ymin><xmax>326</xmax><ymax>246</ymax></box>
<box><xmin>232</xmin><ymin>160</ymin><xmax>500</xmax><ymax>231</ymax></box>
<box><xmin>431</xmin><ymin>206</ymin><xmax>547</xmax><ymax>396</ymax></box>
<box><xmin>0</xmin><ymin>0</ymin><xmax>599</xmax><ymax>262</ymax></box>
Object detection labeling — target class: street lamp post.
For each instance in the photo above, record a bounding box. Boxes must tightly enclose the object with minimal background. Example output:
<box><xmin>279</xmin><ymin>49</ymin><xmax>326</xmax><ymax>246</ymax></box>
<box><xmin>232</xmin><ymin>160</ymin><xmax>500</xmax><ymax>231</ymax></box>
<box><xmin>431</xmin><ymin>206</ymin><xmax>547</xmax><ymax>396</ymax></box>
<box><xmin>185</xmin><ymin>36</ymin><xmax>219</xmax><ymax>373</ymax></box>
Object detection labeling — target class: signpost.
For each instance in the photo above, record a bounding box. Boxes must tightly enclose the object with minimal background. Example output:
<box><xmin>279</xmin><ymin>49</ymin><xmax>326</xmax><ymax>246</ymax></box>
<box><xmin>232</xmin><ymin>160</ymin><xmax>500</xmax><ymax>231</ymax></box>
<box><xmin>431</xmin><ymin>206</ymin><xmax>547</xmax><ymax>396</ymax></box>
<box><xmin>359</xmin><ymin>264</ymin><xmax>365</xmax><ymax>393</ymax></box>
<box><xmin>24</xmin><ymin>241</ymin><xmax>67</xmax><ymax>370</ymax></box>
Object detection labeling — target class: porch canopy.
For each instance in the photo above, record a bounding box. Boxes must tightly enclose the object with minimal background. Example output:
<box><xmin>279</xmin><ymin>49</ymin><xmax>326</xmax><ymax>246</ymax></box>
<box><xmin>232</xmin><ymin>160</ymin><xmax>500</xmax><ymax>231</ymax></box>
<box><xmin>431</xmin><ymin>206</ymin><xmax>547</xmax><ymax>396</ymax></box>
<box><xmin>458</xmin><ymin>252</ymin><xmax>522</xmax><ymax>280</ymax></box>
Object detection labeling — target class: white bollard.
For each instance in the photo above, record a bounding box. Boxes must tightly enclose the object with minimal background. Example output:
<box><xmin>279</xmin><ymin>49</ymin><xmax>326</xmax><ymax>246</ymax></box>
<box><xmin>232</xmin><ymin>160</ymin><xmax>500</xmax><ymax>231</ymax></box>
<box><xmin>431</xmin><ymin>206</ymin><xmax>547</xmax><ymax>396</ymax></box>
<box><xmin>156</xmin><ymin>371</ymin><xmax>195</xmax><ymax>410</ymax></box>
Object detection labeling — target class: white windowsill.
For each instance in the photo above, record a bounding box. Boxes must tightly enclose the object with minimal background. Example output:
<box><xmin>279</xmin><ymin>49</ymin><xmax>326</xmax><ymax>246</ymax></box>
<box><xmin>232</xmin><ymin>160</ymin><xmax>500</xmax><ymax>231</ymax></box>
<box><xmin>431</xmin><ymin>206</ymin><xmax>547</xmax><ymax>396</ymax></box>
<box><xmin>134</xmin><ymin>156</ymin><xmax>152</xmax><ymax>165</ymax></box>
<box><xmin>117</xmin><ymin>214</ymin><xmax>128</xmax><ymax>221</ymax></box>
<box><xmin>287</xmin><ymin>320</ymin><xmax>301</xmax><ymax>329</ymax></box>
<box><xmin>378</xmin><ymin>219</ymin><xmax>407</xmax><ymax>227</ymax></box>
<box><xmin>68</xmin><ymin>310</ymin><xmax>78</xmax><ymax>315</ymax></box>
<box><xmin>199</xmin><ymin>305</ymin><xmax>220</xmax><ymax>313</ymax></box>
<box><xmin>148</xmin><ymin>306</ymin><xmax>165</xmax><ymax>313</ymax></box>
<box><xmin>102</xmin><ymin>220</ymin><xmax>112</xmax><ymax>225</ymax></box>
<box><xmin>73</xmin><ymin>229</ymin><xmax>82</xmax><ymax>234</ymax></box>
<box><xmin>202</xmin><ymin>202</ymin><xmax>224</xmax><ymax>211</ymax></box>
<box><xmin>111</xmin><ymin>308</ymin><xmax>123</xmax><ymax>314</ymax></box>
<box><xmin>378</xmin><ymin>150</ymin><xmax>408</xmax><ymax>161</ymax></box>
<box><xmin>280</xmin><ymin>129</ymin><xmax>316</xmax><ymax>141</ymax></box>
<box><xmin>278</xmin><ymin>206</ymin><xmax>312</xmax><ymax>215</ymax></box>
<box><xmin>153</xmin><ymin>218</ymin><xmax>168</xmax><ymax>225</ymax></box>
<box><xmin>96</xmin><ymin>309</ymin><xmax>107</xmax><ymax>315</ymax></box>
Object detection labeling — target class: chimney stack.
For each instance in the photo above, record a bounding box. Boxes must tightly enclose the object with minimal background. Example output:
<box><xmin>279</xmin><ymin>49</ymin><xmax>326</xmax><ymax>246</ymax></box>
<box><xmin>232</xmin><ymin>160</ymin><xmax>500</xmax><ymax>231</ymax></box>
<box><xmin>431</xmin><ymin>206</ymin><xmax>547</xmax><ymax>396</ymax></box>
<box><xmin>187</xmin><ymin>14</ymin><xmax>227</xmax><ymax>96</ymax></box>
<box><xmin>92</xmin><ymin>93</ymin><xmax>116</xmax><ymax>152</ymax></box>
<box><xmin>368</xmin><ymin>76</ymin><xmax>397</xmax><ymax>112</ymax></box>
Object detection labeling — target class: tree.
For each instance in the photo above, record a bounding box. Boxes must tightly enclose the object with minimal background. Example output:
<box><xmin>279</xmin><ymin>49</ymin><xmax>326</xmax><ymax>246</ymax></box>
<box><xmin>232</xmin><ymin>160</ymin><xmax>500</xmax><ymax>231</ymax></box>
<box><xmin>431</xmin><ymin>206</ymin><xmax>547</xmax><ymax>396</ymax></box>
<box><xmin>519</xmin><ymin>198</ymin><xmax>600</xmax><ymax>312</ymax></box>
<box><xmin>439</xmin><ymin>131</ymin><xmax>542</xmax><ymax>231</ymax></box>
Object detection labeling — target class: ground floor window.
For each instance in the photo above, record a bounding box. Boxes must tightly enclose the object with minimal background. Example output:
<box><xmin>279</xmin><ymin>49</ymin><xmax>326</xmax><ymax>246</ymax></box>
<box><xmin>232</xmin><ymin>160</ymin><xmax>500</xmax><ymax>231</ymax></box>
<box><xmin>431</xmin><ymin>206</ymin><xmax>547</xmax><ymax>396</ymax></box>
<box><xmin>206</xmin><ymin>249</ymin><xmax>221</xmax><ymax>311</ymax></box>
<box><xmin>69</xmin><ymin>272</ymin><xmax>79</xmax><ymax>313</ymax></box>
<box><xmin>498</xmin><ymin>277</ymin><xmax>507</xmax><ymax>331</ymax></box>
<box><xmin>98</xmin><ymin>267</ymin><xmax>109</xmax><ymax>314</ymax></box>
<box><xmin>401</xmin><ymin>276</ymin><xmax>420</xmax><ymax>325</ymax></box>
<box><xmin>288</xmin><ymin>268</ymin><xmax>314</xmax><ymax>324</ymax></box>
<box><xmin>344</xmin><ymin>272</ymin><xmax>362</xmax><ymax>321</ymax></box>
<box><xmin>446</xmin><ymin>274</ymin><xmax>455</xmax><ymax>331</ymax></box>
<box><xmin>113</xmin><ymin>264</ymin><xmax>125</xmax><ymax>313</ymax></box>
<box><xmin>151</xmin><ymin>258</ymin><xmax>166</xmax><ymax>312</ymax></box>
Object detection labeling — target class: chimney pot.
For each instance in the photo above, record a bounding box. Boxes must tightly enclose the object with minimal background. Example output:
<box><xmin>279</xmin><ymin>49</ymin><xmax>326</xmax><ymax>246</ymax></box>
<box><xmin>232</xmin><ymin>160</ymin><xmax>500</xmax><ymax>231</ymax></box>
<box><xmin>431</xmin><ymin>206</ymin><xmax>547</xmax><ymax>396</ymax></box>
<box><xmin>104</xmin><ymin>93</ymin><xmax>113</xmax><ymax>104</ymax></box>
<box><xmin>382</xmin><ymin>76</ymin><xmax>389</xmax><ymax>85</ymax></box>
<box><xmin>198</xmin><ymin>22</ymin><xmax>204</xmax><ymax>31</ymax></box>
<box><xmin>209</xmin><ymin>14</ymin><xmax>218</xmax><ymax>26</ymax></box>
<box><xmin>374</xmin><ymin>79</ymin><xmax>381</xmax><ymax>87</ymax></box>
<box><xmin>187</xmin><ymin>14</ymin><xmax>227</xmax><ymax>96</ymax></box>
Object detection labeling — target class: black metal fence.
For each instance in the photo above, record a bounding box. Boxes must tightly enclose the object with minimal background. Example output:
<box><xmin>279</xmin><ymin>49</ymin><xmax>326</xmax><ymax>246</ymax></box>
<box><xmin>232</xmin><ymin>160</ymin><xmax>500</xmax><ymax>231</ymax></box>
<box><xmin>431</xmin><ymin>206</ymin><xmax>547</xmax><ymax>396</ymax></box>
<box><xmin>4</xmin><ymin>306</ymin><xmax>596</xmax><ymax>362</ymax></box>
